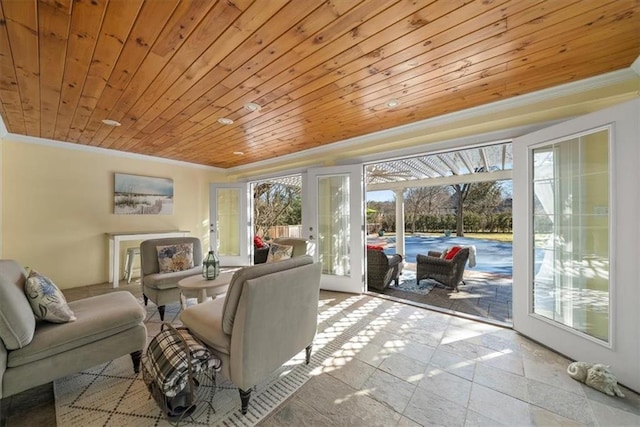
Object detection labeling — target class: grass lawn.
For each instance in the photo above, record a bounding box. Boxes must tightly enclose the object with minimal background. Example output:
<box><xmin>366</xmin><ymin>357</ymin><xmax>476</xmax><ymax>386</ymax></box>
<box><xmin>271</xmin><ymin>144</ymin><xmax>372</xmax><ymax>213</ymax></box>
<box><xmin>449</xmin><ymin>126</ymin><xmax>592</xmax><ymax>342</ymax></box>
<box><xmin>463</xmin><ymin>232</ymin><xmax>513</xmax><ymax>243</ymax></box>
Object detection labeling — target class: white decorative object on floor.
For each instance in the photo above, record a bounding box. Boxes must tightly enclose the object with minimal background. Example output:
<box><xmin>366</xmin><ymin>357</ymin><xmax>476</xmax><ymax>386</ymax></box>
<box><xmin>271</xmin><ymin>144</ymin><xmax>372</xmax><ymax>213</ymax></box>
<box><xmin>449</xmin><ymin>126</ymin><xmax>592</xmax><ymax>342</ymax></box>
<box><xmin>567</xmin><ymin>361</ymin><xmax>625</xmax><ymax>397</ymax></box>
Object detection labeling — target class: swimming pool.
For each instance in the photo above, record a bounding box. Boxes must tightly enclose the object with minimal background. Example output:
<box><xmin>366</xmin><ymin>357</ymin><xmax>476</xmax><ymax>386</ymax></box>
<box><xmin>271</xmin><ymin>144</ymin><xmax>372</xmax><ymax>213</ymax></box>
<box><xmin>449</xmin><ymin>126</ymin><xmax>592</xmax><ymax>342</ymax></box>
<box><xmin>376</xmin><ymin>235</ymin><xmax>514</xmax><ymax>276</ymax></box>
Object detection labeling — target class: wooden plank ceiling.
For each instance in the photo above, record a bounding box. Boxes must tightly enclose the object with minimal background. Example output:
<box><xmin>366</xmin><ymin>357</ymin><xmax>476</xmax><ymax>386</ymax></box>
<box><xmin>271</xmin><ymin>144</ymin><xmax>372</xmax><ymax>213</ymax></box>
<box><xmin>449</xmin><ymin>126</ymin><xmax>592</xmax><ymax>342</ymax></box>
<box><xmin>0</xmin><ymin>0</ymin><xmax>638</xmax><ymax>169</ymax></box>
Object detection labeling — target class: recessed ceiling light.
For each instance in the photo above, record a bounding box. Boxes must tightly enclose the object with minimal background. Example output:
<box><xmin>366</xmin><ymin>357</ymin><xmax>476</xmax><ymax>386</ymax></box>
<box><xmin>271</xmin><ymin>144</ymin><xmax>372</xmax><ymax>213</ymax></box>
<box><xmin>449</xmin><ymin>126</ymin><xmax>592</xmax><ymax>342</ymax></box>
<box><xmin>218</xmin><ymin>117</ymin><xmax>234</xmax><ymax>125</ymax></box>
<box><xmin>244</xmin><ymin>102</ymin><xmax>261</xmax><ymax>112</ymax></box>
<box><xmin>101</xmin><ymin>119</ymin><xmax>121</xmax><ymax>126</ymax></box>
<box><xmin>386</xmin><ymin>99</ymin><xmax>399</xmax><ymax>108</ymax></box>
<box><xmin>233</xmin><ymin>151</ymin><xmax>244</xmax><ymax>155</ymax></box>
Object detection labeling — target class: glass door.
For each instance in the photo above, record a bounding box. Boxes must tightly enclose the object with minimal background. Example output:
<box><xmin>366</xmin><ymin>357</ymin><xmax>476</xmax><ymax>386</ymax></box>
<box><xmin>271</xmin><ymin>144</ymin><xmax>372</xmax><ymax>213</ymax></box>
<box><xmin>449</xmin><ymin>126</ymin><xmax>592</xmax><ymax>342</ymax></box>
<box><xmin>209</xmin><ymin>183</ymin><xmax>251</xmax><ymax>266</ymax></box>
<box><xmin>513</xmin><ymin>98</ymin><xmax>639</xmax><ymax>391</ymax></box>
<box><xmin>303</xmin><ymin>165</ymin><xmax>365</xmax><ymax>293</ymax></box>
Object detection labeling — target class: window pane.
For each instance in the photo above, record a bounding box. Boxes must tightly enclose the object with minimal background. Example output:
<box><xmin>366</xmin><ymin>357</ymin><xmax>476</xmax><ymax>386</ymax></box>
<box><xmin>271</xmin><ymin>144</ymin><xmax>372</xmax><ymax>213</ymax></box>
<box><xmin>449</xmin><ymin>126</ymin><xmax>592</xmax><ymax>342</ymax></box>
<box><xmin>217</xmin><ymin>188</ymin><xmax>240</xmax><ymax>256</ymax></box>
<box><xmin>531</xmin><ymin>129</ymin><xmax>609</xmax><ymax>342</ymax></box>
<box><xmin>318</xmin><ymin>175</ymin><xmax>351</xmax><ymax>276</ymax></box>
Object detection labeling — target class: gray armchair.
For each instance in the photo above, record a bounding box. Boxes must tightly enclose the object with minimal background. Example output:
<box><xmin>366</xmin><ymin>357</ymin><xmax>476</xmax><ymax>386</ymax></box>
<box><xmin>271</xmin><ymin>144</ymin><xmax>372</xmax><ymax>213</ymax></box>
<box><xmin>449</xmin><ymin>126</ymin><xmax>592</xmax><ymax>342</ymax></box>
<box><xmin>254</xmin><ymin>237</ymin><xmax>308</xmax><ymax>264</ymax></box>
<box><xmin>416</xmin><ymin>247</ymin><xmax>470</xmax><ymax>291</ymax></box>
<box><xmin>140</xmin><ymin>237</ymin><xmax>203</xmax><ymax>320</ymax></box>
<box><xmin>180</xmin><ymin>256</ymin><xmax>322</xmax><ymax>414</ymax></box>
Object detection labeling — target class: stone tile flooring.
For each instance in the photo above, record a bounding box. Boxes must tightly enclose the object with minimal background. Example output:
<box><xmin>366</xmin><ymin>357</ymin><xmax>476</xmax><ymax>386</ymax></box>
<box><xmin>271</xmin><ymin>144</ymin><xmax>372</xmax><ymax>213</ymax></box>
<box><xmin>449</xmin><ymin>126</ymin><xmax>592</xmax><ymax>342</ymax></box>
<box><xmin>2</xmin><ymin>282</ymin><xmax>639</xmax><ymax>426</ymax></box>
<box><xmin>260</xmin><ymin>291</ymin><xmax>640</xmax><ymax>426</ymax></box>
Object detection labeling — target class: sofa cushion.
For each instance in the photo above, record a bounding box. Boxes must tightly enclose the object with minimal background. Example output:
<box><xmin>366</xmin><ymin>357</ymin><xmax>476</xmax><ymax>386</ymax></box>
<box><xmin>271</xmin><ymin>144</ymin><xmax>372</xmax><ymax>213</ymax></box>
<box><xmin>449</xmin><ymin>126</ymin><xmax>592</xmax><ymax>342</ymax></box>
<box><xmin>24</xmin><ymin>270</ymin><xmax>76</xmax><ymax>323</ymax></box>
<box><xmin>221</xmin><ymin>256</ymin><xmax>313</xmax><ymax>334</ymax></box>
<box><xmin>157</xmin><ymin>243</ymin><xmax>194</xmax><ymax>273</ymax></box>
<box><xmin>266</xmin><ymin>242</ymin><xmax>293</xmax><ymax>263</ymax></box>
<box><xmin>179</xmin><ymin>298</ymin><xmax>230</xmax><ymax>355</ymax></box>
<box><xmin>7</xmin><ymin>291</ymin><xmax>145</xmax><ymax>367</ymax></box>
<box><xmin>143</xmin><ymin>266</ymin><xmax>201</xmax><ymax>290</ymax></box>
<box><xmin>0</xmin><ymin>272</ymin><xmax>36</xmax><ymax>350</ymax></box>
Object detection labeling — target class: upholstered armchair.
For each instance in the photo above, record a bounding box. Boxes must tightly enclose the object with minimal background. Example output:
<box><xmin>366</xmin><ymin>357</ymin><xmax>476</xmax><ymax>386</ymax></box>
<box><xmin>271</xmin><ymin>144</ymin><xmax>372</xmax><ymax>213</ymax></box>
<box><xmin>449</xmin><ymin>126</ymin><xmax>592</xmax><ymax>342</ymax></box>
<box><xmin>254</xmin><ymin>237</ymin><xmax>308</xmax><ymax>264</ymax></box>
<box><xmin>367</xmin><ymin>248</ymin><xmax>403</xmax><ymax>292</ymax></box>
<box><xmin>140</xmin><ymin>237</ymin><xmax>203</xmax><ymax>320</ymax></box>
<box><xmin>180</xmin><ymin>256</ymin><xmax>322</xmax><ymax>414</ymax></box>
<box><xmin>416</xmin><ymin>247</ymin><xmax>470</xmax><ymax>291</ymax></box>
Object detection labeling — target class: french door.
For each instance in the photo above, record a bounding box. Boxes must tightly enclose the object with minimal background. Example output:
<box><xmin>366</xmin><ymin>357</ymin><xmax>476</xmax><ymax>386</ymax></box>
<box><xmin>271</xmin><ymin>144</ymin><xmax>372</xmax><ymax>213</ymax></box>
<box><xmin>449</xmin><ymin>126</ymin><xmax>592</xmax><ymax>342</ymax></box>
<box><xmin>209</xmin><ymin>183</ymin><xmax>251</xmax><ymax>266</ymax></box>
<box><xmin>303</xmin><ymin>165</ymin><xmax>365</xmax><ymax>293</ymax></box>
<box><xmin>512</xmin><ymin>98</ymin><xmax>639</xmax><ymax>391</ymax></box>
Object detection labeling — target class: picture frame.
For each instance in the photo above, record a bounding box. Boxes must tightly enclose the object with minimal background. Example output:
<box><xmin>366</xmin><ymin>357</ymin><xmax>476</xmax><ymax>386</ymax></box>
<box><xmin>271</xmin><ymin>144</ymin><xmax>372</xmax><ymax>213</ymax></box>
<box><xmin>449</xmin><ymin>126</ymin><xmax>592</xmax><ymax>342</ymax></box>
<box><xmin>114</xmin><ymin>173</ymin><xmax>173</xmax><ymax>215</ymax></box>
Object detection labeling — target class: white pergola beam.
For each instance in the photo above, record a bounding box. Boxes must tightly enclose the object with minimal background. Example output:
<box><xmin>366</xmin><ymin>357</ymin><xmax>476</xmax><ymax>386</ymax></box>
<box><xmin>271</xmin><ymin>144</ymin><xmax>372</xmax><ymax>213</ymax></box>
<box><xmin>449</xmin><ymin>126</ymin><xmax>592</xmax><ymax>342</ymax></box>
<box><xmin>367</xmin><ymin>169</ymin><xmax>512</xmax><ymax>192</ymax></box>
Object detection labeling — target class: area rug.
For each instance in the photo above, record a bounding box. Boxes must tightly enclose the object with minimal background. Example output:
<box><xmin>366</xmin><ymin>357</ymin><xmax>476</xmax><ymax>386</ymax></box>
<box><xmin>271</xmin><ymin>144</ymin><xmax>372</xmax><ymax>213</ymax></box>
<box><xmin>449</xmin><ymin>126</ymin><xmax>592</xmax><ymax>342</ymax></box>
<box><xmin>394</xmin><ymin>270</ymin><xmax>436</xmax><ymax>295</ymax></box>
<box><xmin>54</xmin><ymin>296</ymin><xmax>365</xmax><ymax>426</ymax></box>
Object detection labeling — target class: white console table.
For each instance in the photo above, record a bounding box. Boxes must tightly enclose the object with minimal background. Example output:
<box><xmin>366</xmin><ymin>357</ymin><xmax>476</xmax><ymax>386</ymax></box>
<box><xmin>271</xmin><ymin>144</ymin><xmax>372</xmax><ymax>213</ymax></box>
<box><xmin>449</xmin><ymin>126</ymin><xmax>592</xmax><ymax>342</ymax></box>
<box><xmin>107</xmin><ymin>230</ymin><xmax>190</xmax><ymax>288</ymax></box>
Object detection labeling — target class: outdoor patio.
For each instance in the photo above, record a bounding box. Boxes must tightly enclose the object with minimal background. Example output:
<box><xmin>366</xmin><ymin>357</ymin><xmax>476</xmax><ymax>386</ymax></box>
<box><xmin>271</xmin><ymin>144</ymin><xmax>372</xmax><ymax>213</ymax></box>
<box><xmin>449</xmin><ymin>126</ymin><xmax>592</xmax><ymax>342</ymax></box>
<box><xmin>379</xmin><ymin>265</ymin><xmax>513</xmax><ymax>325</ymax></box>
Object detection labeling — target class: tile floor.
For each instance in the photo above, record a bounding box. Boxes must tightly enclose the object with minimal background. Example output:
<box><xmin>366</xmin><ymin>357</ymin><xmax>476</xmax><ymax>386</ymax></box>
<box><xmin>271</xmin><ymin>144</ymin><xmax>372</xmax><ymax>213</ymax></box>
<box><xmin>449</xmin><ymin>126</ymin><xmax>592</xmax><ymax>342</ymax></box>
<box><xmin>2</xmin><ymin>282</ymin><xmax>639</xmax><ymax>426</ymax></box>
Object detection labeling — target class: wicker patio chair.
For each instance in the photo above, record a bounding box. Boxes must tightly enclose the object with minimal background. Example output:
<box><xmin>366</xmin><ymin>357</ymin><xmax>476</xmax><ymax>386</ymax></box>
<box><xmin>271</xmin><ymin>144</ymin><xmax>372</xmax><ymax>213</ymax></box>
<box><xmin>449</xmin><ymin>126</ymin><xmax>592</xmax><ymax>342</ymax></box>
<box><xmin>367</xmin><ymin>248</ymin><xmax>403</xmax><ymax>292</ymax></box>
<box><xmin>416</xmin><ymin>247</ymin><xmax>470</xmax><ymax>292</ymax></box>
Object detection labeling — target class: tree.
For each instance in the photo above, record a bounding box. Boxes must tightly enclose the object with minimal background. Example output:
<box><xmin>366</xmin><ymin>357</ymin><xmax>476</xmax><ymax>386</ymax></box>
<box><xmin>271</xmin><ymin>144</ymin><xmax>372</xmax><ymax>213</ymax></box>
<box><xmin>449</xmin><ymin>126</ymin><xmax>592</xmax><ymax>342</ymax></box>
<box><xmin>404</xmin><ymin>187</ymin><xmax>449</xmax><ymax>233</ymax></box>
<box><xmin>253</xmin><ymin>183</ymin><xmax>301</xmax><ymax>237</ymax></box>
<box><xmin>451</xmin><ymin>183</ymin><xmax>472</xmax><ymax>236</ymax></box>
<box><xmin>366</xmin><ymin>200</ymin><xmax>396</xmax><ymax>232</ymax></box>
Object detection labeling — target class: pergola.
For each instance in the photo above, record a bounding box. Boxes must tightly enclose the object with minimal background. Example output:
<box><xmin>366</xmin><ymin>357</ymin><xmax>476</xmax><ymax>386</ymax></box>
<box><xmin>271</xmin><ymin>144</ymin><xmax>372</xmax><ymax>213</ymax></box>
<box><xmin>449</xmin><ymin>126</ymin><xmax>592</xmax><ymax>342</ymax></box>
<box><xmin>255</xmin><ymin>141</ymin><xmax>513</xmax><ymax>257</ymax></box>
<box><xmin>366</xmin><ymin>142</ymin><xmax>513</xmax><ymax>257</ymax></box>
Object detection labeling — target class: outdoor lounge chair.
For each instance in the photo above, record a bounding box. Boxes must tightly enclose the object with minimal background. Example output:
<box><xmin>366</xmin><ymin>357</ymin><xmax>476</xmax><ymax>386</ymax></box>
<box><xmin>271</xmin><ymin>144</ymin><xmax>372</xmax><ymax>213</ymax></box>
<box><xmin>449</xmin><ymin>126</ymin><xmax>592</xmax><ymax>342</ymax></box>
<box><xmin>416</xmin><ymin>247</ymin><xmax>470</xmax><ymax>292</ymax></box>
<box><xmin>367</xmin><ymin>247</ymin><xmax>403</xmax><ymax>292</ymax></box>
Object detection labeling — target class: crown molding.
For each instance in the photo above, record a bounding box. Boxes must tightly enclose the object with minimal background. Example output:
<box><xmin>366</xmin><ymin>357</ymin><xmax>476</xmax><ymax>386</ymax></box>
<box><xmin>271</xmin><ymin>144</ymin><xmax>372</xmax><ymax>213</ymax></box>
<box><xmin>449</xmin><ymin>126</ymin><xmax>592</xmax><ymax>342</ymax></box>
<box><xmin>0</xmin><ymin>131</ymin><xmax>224</xmax><ymax>171</ymax></box>
<box><xmin>0</xmin><ymin>115</ymin><xmax>7</xmax><ymax>138</ymax></box>
<box><xmin>631</xmin><ymin>55</ymin><xmax>640</xmax><ymax>76</ymax></box>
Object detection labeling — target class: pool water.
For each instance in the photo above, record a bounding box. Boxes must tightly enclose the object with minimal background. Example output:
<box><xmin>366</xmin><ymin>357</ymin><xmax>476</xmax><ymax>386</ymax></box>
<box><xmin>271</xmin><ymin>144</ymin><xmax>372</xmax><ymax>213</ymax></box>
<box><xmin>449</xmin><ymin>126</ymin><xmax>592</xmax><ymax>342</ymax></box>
<box><xmin>377</xmin><ymin>235</ymin><xmax>514</xmax><ymax>276</ymax></box>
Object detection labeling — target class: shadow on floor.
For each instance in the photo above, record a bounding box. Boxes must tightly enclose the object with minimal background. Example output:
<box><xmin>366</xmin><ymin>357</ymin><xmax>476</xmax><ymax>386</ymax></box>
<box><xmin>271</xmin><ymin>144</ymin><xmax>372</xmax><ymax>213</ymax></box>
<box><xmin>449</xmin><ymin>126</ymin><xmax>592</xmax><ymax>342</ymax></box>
<box><xmin>372</xmin><ymin>267</ymin><xmax>513</xmax><ymax>325</ymax></box>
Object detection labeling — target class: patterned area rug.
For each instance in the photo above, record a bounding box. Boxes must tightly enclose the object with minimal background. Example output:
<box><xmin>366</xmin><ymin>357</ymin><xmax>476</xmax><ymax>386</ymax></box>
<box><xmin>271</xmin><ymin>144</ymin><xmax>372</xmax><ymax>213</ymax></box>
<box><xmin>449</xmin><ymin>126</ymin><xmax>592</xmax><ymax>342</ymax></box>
<box><xmin>394</xmin><ymin>270</ymin><xmax>436</xmax><ymax>295</ymax></box>
<box><xmin>54</xmin><ymin>296</ymin><xmax>363</xmax><ymax>426</ymax></box>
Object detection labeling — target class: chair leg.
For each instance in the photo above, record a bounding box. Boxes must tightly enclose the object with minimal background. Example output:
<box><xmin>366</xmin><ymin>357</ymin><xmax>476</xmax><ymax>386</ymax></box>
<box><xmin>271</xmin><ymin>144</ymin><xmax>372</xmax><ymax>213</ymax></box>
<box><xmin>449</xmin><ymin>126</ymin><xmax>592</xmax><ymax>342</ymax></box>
<box><xmin>305</xmin><ymin>344</ymin><xmax>312</xmax><ymax>364</ymax></box>
<box><xmin>158</xmin><ymin>305</ymin><xmax>165</xmax><ymax>321</ymax></box>
<box><xmin>239</xmin><ymin>388</ymin><xmax>252</xmax><ymax>415</ymax></box>
<box><xmin>130</xmin><ymin>350</ymin><xmax>142</xmax><ymax>373</ymax></box>
<box><xmin>143</xmin><ymin>294</ymin><xmax>148</xmax><ymax>306</ymax></box>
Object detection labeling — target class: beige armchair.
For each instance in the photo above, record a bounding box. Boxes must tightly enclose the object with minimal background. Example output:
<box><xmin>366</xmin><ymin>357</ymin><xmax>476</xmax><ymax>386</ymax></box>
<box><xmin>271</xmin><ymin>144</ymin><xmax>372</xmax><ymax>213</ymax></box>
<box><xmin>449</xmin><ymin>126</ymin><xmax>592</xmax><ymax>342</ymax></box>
<box><xmin>180</xmin><ymin>256</ymin><xmax>322</xmax><ymax>414</ymax></box>
<box><xmin>140</xmin><ymin>237</ymin><xmax>203</xmax><ymax>320</ymax></box>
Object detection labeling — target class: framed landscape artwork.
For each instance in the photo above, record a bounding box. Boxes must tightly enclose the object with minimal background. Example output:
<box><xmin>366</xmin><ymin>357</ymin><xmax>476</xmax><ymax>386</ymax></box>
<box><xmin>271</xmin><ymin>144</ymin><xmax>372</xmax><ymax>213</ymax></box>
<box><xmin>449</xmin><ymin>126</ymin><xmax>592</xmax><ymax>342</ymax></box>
<box><xmin>114</xmin><ymin>173</ymin><xmax>174</xmax><ymax>215</ymax></box>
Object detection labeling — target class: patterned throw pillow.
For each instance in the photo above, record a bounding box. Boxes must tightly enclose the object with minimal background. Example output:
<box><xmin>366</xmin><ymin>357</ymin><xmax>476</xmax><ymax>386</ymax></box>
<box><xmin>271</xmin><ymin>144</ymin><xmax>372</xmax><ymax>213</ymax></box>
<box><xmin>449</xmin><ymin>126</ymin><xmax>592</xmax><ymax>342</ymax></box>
<box><xmin>157</xmin><ymin>243</ymin><xmax>194</xmax><ymax>273</ymax></box>
<box><xmin>266</xmin><ymin>242</ymin><xmax>293</xmax><ymax>263</ymax></box>
<box><xmin>24</xmin><ymin>270</ymin><xmax>76</xmax><ymax>323</ymax></box>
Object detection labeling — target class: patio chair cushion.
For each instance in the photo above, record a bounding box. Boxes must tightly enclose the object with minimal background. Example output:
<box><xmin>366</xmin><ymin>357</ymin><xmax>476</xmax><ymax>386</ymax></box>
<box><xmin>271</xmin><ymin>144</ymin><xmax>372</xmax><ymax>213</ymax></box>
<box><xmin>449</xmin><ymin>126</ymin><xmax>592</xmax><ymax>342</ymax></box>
<box><xmin>443</xmin><ymin>246</ymin><xmax>462</xmax><ymax>260</ymax></box>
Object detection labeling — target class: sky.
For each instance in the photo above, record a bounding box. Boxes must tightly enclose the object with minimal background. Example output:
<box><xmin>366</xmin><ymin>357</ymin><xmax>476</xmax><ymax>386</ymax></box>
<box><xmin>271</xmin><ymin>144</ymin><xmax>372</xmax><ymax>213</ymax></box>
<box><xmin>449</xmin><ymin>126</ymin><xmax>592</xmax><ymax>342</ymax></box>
<box><xmin>366</xmin><ymin>190</ymin><xmax>395</xmax><ymax>202</ymax></box>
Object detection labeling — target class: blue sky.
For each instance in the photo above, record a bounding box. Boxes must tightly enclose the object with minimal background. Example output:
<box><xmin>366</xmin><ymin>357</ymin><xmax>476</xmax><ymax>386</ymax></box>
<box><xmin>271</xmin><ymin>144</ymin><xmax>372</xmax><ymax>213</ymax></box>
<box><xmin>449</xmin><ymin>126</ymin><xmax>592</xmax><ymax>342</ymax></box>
<box><xmin>366</xmin><ymin>190</ymin><xmax>395</xmax><ymax>202</ymax></box>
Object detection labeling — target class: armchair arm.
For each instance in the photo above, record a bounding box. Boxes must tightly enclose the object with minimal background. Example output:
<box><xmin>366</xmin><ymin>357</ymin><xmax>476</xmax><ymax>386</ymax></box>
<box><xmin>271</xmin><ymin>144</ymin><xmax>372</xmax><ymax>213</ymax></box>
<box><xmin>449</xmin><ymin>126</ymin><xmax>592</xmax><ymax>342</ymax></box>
<box><xmin>427</xmin><ymin>251</ymin><xmax>442</xmax><ymax>258</ymax></box>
